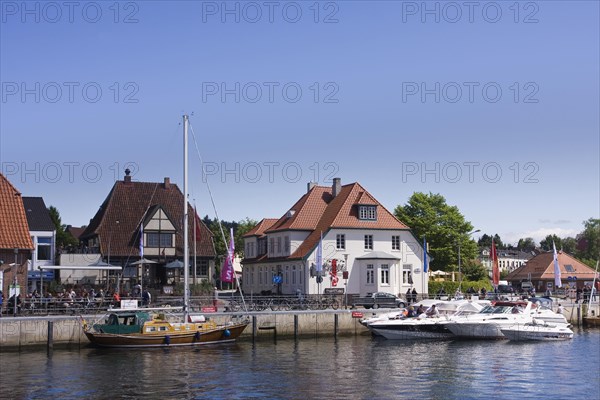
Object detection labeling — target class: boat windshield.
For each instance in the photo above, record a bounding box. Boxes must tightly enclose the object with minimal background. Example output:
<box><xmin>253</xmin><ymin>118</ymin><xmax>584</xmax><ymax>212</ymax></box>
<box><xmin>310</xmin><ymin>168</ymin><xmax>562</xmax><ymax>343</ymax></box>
<box><xmin>480</xmin><ymin>305</ymin><xmax>515</xmax><ymax>314</ymax></box>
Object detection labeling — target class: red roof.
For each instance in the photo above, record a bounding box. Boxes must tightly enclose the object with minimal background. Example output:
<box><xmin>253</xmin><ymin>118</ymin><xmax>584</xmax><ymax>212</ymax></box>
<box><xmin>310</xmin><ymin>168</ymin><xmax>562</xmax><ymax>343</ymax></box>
<box><xmin>0</xmin><ymin>174</ymin><xmax>34</xmax><ymax>250</ymax></box>
<box><xmin>506</xmin><ymin>251</ymin><xmax>597</xmax><ymax>281</ymax></box>
<box><xmin>245</xmin><ymin>181</ymin><xmax>409</xmax><ymax>262</ymax></box>
<box><xmin>243</xmin><ymin>218</ymin><xmax>279</xmax><ymax>238</ymax></box>
<box><xmin>80</xmin><ymin>179</ymin><xmax>214</xmax><ymax>258</ymax></box>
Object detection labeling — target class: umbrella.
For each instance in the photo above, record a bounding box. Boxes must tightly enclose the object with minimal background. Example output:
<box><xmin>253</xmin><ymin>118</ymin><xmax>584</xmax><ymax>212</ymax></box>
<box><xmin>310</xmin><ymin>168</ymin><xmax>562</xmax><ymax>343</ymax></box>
<box><xmin>431</xmin><ymin>270</ymin><xmax>449</xmax><ymax>276</ymax></box>
<box><xmin>165</xmin><ymin>259</ymin><xmax>184</xmax><ymax>269</ymax></box>
<box><xmin>129</xmin><ymin>258</ymin><xmax>158</xmax><ymax>266</ymax></box>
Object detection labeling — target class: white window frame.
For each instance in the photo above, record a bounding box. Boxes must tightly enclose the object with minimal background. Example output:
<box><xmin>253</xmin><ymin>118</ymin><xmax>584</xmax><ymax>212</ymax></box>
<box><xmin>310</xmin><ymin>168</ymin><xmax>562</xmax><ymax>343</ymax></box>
<box><xmin>366</xmin><ymin>264</ymin><xmax>374</xmax><ymax>285</ymax></box>
<box><xmin>381</xmin><ymin>264</ymin><xmax>390</xmax><ymax>285</ymax></box>
<box><xmin>392</xmin><ymin>235</ymin><xmax>400</xmax><ymax>251</ymax></box>
<box><xmin>336</xmin><ymin>234</ymin><xmax>346</xmax><ymax>250</ymax></box>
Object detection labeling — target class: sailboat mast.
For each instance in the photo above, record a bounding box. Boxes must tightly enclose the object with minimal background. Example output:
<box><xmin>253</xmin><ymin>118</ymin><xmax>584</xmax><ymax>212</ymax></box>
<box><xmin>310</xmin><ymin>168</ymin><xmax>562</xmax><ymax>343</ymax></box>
<box><xmin>183</xmin><ymin>114</ymin><xmax>189</xmax><ymax>320</ymax></box>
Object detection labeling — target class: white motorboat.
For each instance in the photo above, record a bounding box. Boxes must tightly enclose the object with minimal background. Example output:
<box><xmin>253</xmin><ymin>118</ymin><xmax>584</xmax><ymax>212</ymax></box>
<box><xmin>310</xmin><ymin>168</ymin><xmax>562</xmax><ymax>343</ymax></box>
<box><xmin>445</xmin><ymin>301</ymin><xmax>569</xmax><ymax>339</ymax></box>
<box><xmin>366</xmin><ymin>299</ymin><xmax>490</xmax><ymax>340</ymax></box>
<box><xmin>500</xmin><ymin>319</ymin><xmax>574</xmax><ymax>341</ymax></box>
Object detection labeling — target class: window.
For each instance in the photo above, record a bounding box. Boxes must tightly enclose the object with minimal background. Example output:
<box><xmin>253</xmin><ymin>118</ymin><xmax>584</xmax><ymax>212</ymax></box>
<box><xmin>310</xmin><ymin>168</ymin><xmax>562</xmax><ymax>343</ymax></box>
<box><xmin>381</xmin><ymin>264</ymin><xmax>390</xmax><ymax>285</ymax></box>
<box><xmin>565</xmin><ymin>264</ymin><xmax>575</xmax><ymax>272</ymax></box>
<box><xmin>358</xmin><ymin>205</ymin><xmax>377</xmax><ymax>220</ymax></box>
<box><xmin>336</xmin><ymin>234</ymin><xmax>346</xmax><ymax>250</ymax></box>
<box><xmin>364</xmin><ymin>235</ymin><xmax>373</xmax><ymax>250</ymax></box>
<box><xmin>292</xmin><ymin>265</ymin><xmax>296</xmax><ymax>284</ymax></box>
<box><xmin>392</xmin><ymin>235</ymin><xmax>400</xmax><ymax>251</ymax></box>
<box><xmin>299</xmin><ymin>265</ymin><xmax>303</xmax><ymax>284</ymax></box>
<box><xmin>277</xmin><ymin>237</ymin><xmax>282</xmax><ymax>254</ymax></box>
<box><xmin>366</xmin><ymin>264</ymin><xmax>374</xmax><ymax>285</ymax></box>
<box><xmin>259</xmin><ymin>267</ymin><xmax>263</xmax><ymax>285</ymax></box>
<box><xmin>269</xmin><ymin>238</ymin><xmax>275</xmax><ymax>256</ymax></box>
<box><xmin>403</xmin><ymin>264</ymin><xmax>412</xmax><ymax>284</ymax></box>
<box><xmin>285</xmin><ymin>236</ymin><xmax>290</xmax><ymax>253</ymax></box>
<box><xmin>198</xmin><ymin>259</ymin><xmax>209</xmax><ymax>276</ymax></box>
<box><xmin>37</xmin><ymin>237</ymin><xmax>52</xmax><ymax>261</ymax></box>
<box><xmin>147</xmin><ymin>233</ymin><xmax>173</xmax><ymax>247</ymax></box>
<box><xmin>285</xmin><ymin>266</ymin><xmax>289</xmax><ymax>284</ymax></box>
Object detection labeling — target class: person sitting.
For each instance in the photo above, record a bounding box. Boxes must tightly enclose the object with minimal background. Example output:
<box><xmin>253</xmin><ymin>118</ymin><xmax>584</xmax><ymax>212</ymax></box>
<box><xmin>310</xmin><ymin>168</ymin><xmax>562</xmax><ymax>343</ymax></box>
<box><xmin>425</xmin><ymin>304</ymin><xmax>439</xmax><ymax>318</ymax></box>
<box><xmin>406</xmin><ymin>306</ymin><xmax>416</xmax><ymax>318</ymax></box>
<box><xmin>416</xmin><ymin>305</ymin><xmax>426</xmax><ymax>316</ymax></box>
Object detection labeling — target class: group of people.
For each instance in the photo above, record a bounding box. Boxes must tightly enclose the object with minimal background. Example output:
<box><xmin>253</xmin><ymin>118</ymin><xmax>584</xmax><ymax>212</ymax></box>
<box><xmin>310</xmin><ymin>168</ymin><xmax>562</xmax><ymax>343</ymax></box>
<box><xmin>403</xmin><ymin>304</ymin><xmax>440</xmax><ymax>318</ymax></box>
<box><xmin>405</xmin><ymin>288</ymin><xmax>418</xmax><ymax>304</ymax></box>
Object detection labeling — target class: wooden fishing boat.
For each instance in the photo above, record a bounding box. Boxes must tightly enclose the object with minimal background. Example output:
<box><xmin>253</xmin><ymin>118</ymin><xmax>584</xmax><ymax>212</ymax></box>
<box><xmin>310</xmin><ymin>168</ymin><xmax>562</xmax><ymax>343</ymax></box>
<box><xmin>82</xmin><ymin>311</ymin><xmax>248</xmax><ymax>348</ymax></box>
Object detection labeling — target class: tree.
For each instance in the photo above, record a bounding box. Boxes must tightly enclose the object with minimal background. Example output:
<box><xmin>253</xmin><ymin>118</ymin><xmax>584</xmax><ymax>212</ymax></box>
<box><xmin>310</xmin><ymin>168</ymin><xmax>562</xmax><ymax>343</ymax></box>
<box><xmin>540</xmin><ymin>234</ymin><xmax>562</xmax><ymax>251</ymax></box>
<box><xmin>394</xmin><ymin>192</ymin><xmax>477</xmax><ymax>272</ymax></box>
<box><xmin>575</xmin><ymin>218</ymin><xmax>599</xmax><ymax>264</ymax></box>
<box><xmin>478</xmin><ymin>233</ymin><xmax>504</xmax><ymax>249</ymax></box>
<box><xmin>207</xmin><ymin>217</ymin><xmax>258</xmax><ymax>258</ymax></box>
<box><xmin>561</xmin><ymin>237</ymin><xmax>578</xmax><ymax>254</ymax></box>
<box><xmin>517</xmin><ymin>237</ymin><xmax>536</xmax><ymax>252</ymax></box>
<box><xmin>48</xmin><ymin>206</ymin><xmax>78</xmax><ymax>250</ymax></box>
<box><xmin>461</xmin><ymin>259</ymin><xmax>488</xmax><ymax>281</ymax></box>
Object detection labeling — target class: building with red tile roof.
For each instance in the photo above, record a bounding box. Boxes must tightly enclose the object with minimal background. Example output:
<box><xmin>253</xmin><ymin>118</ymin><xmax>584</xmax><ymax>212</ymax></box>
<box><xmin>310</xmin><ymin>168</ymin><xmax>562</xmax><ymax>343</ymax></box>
<box><xmin>242</xmin><ymin>179</ymin><xmax>427</xmax><ymax>297</ymax></box>
<box><xmin>506</xmin><ymin>251</ymin><xmax>598</xmax><ymax>292</ymax></box>
<box><xmin>0</xmin><ymin>174</ymin><xmax>34</xmax><ymax>298</ymax></box>
<box><xmin>80</xmin><ymin>172</ymin><xmax>215</xmax><ymax>292</ymax></box>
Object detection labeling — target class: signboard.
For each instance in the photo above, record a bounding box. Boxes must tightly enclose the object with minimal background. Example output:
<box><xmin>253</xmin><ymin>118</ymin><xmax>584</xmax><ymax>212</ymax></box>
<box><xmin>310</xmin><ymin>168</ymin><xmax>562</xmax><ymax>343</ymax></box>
<box><xmin>27</xmin><ymin>271</ymin><xmax>55</xmax><ymax>279</ymax></box>
<box><xmin>324</xmin><ymin>288</ymin><xmax>345</xmax><ymax>295</ymax></box>
<box><xmin>120</xmin><ymin>299</ymin><xmax>138</xmax><ymax>309</ymax></box>
<box><xmin>201</xmin><ymin>306</ymin><xmax>217</xmax><ymax>313</ymax></box>
<box><xmin>272</xmin><ymin>275</ymin><xmax>283</xmax><ymax>284</ymax></box>
<box><xmin>351</xmin><ymin>311</ymin><xmax>364</xmax><ymax>319</ymax></box>
<box><xmin>9</xmin><ymin>284</ymin><xmax>20</xmax><ymax>297</ymax></box>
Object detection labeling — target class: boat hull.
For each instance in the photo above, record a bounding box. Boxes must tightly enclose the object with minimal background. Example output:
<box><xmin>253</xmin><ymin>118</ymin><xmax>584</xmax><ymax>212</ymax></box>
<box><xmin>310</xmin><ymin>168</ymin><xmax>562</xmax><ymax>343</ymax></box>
<box><xmin>583</xmin><ymin>316</ymin><xmax>600</xmax><ymax>327</ymax></box>
<box><xmin>84</xmin><ymin>323</ymin><xmax>248</xmax><ymax>348</ymax></box>
<box><xmin>369</xmin><ymin>319</ymin><xmax>454</xmax><ymax>340</ymax></box>
<box><xmin>500</xmin><ymin>324</ymin><xmax>573</xmax><ymax>341</ymax></box>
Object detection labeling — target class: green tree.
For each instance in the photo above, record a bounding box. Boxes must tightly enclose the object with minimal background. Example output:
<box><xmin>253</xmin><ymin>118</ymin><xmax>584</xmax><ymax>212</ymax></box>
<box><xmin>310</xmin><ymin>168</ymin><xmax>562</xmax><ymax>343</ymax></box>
<box><xmin>478</xmin><ymin>233</ymin><xmax>504</xmax><ymax>249</ymax></box>
<box><xmin>575</xmin><ymin>218</ymin><xmax>599</xmax><ymax>264</ymax></box>
<box><xmin>517</xmin><ymin>237</ymin><xmax>536</xmax><ymax>252</ymax></box>
<box><xmin>461</xmin><ymin>258</ymin><xmax>488</xmax><ymax>281</ymax></box>
<box><xmin>394</xmin><ymin>192</ymin><xmax>478</xmax><ymax>272</ymax></box>
<box><xmin>561</xmin><ymin>237</ymin><xmax>578</xmax><ymax>254</ymax></box>
<box><xmin>48</xmin><ymin>205</ymin><xmax>78</xmax><ymax>250</ymax></box>
<box><xmin>540</xmin><ymin>234</ymin><xmax>561</xmax><ymax>251</ymax></box>
<box><xmin>207</xmin><ymin>217</ymin><xmax>258</xmax><ymax>258</ymax></box>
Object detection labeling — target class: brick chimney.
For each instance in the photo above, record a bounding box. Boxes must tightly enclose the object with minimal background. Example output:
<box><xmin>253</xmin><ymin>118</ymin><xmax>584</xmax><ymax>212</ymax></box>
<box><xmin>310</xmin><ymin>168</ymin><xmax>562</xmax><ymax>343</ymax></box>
<box><xmin>164</xmin><ymin>177</ymin><xmax>170</xmax><ymax>189</ymax></box>
<box><xmin>332</xmin><ymin>178</ymin><xmax>341</xmax><ymax>198</ymax></box>
<box><xmin>307</xmin><ymin>182</ymin><xmax>317</xmax><ymax>193</ymax></box>
<box><xmin>124</xmin><ymin>168</ymin><xmax>132</xmax><ymax>183</ymax></box>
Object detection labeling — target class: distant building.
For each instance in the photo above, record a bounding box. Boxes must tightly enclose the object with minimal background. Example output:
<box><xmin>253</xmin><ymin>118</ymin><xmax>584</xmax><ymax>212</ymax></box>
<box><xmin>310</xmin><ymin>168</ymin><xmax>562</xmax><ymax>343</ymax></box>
<box><xmin>480</xmin><ymin>248</ymin><xmax>534</xmax><ymax>275</ymax></box>
<box><xmin>0</xmin><ymin>174</ymin><xmax>34</xmax><ymax>297</ymax></box>
<box><xmin>79</xmin><ymin>171</ymin><xmax>215</xmax><ymax>293</ymax></box>
<box><xmin>506</xmin><ymin>251</ymin><xmax>597</xmax><ymax>292</ymax></box>
<box><xmin>22</xmin><ymin>197</ymin><xmax>57</xmax><ymax>293</ymax></box>
<box><xmin>242</xmin><ymin>179</ymin><xmax>428</xmax><ymax>297</ymax></box>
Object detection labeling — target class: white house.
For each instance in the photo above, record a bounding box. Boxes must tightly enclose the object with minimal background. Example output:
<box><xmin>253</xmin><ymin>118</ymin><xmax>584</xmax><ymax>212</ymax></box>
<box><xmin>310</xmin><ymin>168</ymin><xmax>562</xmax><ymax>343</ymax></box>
<box><xmin>480</xmin><ymin>248</ymin><xmax>534</xmax><ymax>275</ymax></box>
<box><xmin>242</xmin><ymin>179</ymin><xmax>428</xmax><ymax>298</ymax></box>
<box><xmin>22</xmin><ymin>197</ymin><xmax>56</xmax><ymax>293</ymax></box>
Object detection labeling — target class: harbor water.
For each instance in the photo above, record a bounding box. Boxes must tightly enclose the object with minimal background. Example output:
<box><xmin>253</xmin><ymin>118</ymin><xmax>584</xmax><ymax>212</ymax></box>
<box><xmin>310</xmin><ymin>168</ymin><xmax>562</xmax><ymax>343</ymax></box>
<box><xmin>1</xmin><ymin>329</ymin><xmax>599</xmax><ymax>400</ymax></box>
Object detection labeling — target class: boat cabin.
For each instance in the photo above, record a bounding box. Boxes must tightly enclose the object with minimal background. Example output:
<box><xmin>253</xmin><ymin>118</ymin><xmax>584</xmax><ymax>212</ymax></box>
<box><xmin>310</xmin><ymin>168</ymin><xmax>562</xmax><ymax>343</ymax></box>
<box><xmin>94</xmin><ymin>311</ymin><xmax>152</xmax><ymax>334</ymax></box>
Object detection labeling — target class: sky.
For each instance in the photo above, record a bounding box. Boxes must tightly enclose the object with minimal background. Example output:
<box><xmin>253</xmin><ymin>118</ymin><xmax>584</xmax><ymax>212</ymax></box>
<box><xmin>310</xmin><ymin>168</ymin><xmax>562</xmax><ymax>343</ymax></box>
<box><xmin>1</xmin><ymin>0</ymin><xmax>599</xmax><ymax>246</ymax></box>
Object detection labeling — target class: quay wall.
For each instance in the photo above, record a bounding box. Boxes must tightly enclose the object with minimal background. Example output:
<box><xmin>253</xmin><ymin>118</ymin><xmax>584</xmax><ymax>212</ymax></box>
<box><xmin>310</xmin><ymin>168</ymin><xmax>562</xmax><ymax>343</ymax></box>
<box><xmin>0</xmin><ymin>310</ymin><xmax>371</xmax><ymax>349</ymax></box>
<box><xmin>1</xmin><ymin>303</ymin><xmax>597</xmax><ymax>350</ymax></box>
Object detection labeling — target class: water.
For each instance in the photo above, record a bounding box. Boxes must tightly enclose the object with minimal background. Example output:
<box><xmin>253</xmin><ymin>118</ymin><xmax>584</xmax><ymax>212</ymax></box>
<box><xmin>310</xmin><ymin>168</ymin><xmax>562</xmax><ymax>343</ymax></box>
<box><xmin>1</xmin><ymin>329</ymin><xmax>599</xmax><ymax>400</ymax></box>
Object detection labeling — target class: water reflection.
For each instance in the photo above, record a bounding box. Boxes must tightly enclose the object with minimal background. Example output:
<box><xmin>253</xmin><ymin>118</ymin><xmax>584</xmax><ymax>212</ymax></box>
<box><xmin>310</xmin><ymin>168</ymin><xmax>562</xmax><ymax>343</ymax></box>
<box><xmin>0</xmin><ymin>330</ymin><xmax>598</xmax><ymax>400</ymax></box>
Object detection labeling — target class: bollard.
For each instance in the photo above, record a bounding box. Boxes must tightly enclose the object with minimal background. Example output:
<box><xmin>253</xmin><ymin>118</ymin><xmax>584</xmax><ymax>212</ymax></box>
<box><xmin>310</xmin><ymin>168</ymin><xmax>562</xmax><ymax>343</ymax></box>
<box><xmin>334</xmin><ymin>314</ymin><xmax>339</xmax><ymax>338</ymax></box>
<box><xmin>294</xmin><ymin>315</ymin><xmax>298</xmax><ymax>340</ymax></box>
<box><xmin>577</xmin><ymin>304</ymin><xmax>581</xmax><ymax>327</ymax></box>
<box><xmin>252</xmin><ymin>316</ymin><xmax>257</xmax><ymax>341</ymax></box>
<box><xmin>47</xmin><ymin>321</ymin><xmax>54</xmax><ymax>351</ymax></box>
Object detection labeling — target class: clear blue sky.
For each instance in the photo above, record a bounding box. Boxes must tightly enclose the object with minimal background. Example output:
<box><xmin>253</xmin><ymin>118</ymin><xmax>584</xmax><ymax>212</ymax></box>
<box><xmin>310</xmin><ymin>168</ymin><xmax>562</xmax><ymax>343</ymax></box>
<box><xmin>1</xmin><ymin>0</ymin><xmax>598</xmax><ymax>245</ymax></box>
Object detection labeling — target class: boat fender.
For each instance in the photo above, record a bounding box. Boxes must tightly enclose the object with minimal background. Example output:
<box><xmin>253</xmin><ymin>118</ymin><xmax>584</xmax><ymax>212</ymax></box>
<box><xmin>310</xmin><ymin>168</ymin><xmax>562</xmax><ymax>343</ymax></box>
<box><xmin>165</xmin><ymin>335</ymin><xmax>171</xmax><ymax>345</ymax></box>
<box><xmin>195</xmin><ymin>331</ymin><xmax>201</xmax><ymax>340</ymax></box>
<box><xmin>223</xmin><ymin>329</ymin><xmax>231</xmax><ymax>337</ymax></box>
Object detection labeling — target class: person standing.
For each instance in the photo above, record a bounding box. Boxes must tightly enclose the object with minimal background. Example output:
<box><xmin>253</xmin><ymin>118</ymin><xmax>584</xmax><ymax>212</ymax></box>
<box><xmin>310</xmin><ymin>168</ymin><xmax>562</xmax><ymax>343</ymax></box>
<box><xmin>0</xmin><ymin>290</ymin><xmax>3</xmax><ymax>317</ymax></box>
<box><xmin>406</xmin><ymin>288</ymin><xmax>412</xmax><ymax>305</ymax></box>
<box><xmin>412</xmin><ymin>288</ymin><xmax>418</xmax><ymax>303</ymax></box>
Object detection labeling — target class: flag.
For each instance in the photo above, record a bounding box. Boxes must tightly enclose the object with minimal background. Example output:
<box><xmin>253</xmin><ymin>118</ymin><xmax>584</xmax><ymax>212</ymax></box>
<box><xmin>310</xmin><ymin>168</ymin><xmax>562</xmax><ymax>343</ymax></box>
<box><xmin>220</xmin><ymin>227</ymin><xmax>235</xmax><ymax>283</ymax></box>
<box><xmin>139</xmin><ymin>224</ymin><xmax>144</xmax><ymax>258</ymax></box>
<box><xmin>491</xmin><ymin>239</ymin><xmax>499</xmax><ymax>286</ymax></box>
<box><xmin>316</xmin><ymin>232</ymin><xmax>323</xmax><ymax>272</ymax></box>
<box><xmin>553</xmin><ymin>241</ymin><xmax>562</xmax><ymax>288</ymax></box>
<box><xmin>423</xmin><ymin>236</ymin><xmax>428</xmax><ymax>273</ymax></box>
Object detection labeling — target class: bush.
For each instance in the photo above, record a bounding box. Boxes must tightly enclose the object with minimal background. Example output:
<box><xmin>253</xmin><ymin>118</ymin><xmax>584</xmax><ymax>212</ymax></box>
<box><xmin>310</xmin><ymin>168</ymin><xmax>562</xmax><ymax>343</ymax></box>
<box><xmin>428</xmin><ymin>279</ymin><xmax>493</xmax><ymax>297</ymax></box>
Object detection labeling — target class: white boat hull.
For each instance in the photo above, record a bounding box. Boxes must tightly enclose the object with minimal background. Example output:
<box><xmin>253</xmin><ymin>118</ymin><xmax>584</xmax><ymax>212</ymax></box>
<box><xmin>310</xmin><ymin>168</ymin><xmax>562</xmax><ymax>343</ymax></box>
<box><xmin>500</xmin><ymin>323</ymin><xmax>573</xmax><ymax>341</ymax></box>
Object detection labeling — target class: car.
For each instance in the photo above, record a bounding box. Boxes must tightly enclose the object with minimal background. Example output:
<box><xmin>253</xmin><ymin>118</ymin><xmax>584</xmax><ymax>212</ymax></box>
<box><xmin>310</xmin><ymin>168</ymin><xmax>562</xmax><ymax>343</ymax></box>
<box><xmin>352</xmin><ymin>292</ymin><xmax>407</xmax><ymax>309</ymax></box>
<box><xmin>498</xmin><ymin>284</ymin><xmax>515</xmax><ymax>294</ymax></box>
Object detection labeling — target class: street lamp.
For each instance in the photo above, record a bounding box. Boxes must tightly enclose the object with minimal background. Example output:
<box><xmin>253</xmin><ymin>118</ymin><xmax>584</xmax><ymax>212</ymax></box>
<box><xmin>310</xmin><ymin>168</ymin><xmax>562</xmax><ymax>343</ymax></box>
<box><xmin>458</xmin><ymin>229</ymin><xmax>480</xmax><ymax>293</ymax></box>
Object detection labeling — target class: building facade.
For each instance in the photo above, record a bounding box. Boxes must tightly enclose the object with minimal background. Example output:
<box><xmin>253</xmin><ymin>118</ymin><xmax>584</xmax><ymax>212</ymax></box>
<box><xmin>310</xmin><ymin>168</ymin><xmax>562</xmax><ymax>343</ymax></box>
<box><xmin>242</xmin><ymin>179</ymin><xmax>428</xmax><ymax>297</ymax></box>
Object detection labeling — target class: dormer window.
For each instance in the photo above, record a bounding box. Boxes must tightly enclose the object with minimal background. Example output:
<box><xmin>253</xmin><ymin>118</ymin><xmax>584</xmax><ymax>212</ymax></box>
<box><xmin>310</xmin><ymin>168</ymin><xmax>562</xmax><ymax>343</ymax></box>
<box><xmin>358</xmin><ymin>205</ymin><xmax>377</xmax><ymax>220</ymax></box>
